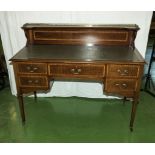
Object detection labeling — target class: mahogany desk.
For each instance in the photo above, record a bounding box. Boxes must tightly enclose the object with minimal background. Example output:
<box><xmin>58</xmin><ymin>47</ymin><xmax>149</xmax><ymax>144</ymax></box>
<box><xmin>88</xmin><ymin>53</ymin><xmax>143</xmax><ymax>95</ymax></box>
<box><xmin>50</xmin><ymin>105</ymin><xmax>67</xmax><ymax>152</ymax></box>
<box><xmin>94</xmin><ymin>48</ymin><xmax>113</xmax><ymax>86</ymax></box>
<box><xmin>10</xmin><ymin>23</ymin><xmax>145</xmax><ymax>131</ymax></box>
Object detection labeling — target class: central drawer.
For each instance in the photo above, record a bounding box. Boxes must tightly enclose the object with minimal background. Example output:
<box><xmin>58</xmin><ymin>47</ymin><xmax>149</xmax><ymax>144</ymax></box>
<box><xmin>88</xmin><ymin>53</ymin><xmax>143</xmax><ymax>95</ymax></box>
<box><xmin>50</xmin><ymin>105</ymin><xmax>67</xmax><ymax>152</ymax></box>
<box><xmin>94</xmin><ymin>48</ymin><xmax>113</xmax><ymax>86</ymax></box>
<box><xmin>48</xmin><ymin>63</ymin><xmax>105</xmax><ymax>78</ymax></box>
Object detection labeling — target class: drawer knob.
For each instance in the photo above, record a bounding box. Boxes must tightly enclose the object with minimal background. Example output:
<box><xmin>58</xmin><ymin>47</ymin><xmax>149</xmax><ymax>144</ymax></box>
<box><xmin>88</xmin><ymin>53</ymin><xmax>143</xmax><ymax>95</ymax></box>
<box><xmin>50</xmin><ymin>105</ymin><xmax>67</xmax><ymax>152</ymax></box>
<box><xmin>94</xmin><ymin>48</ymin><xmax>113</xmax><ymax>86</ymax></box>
<box><xmin>26</xmin><ymin>66</ymin><xmax>31</xmax><ymax>70</ymax></box>
<box><xmin>122</xmin><ymin>83</ymin><xmax>127</xmax><ymax>88</ymax></box>
<box><xmin>34</xmin><ymin>80</ymin><xmax>39</xmax><ymax>83</ymax></box>
<box><xmin>114</xmin><ymin>83</ymin><xmax>128</xmax><ymax>89</ymax></box>
<box><xmin>70</xmin><ymin>68</ymin><xmax>82</xmax><ymax>74</ymax></box>
<box><xmin>77</xmin><ymin>68</ymin><xmax>82</xmax><ymax>73</ymax></box>
<box><xmin>27</xmin><ymin>79</ymin><xmax>39</xmax><ymax>84</ymax></box>
<box><xmin>28</xmin><ymin>80</ymin><xmax>33</xmax><ymax>83</ymax></box>
<box><xmin>115</xmin><ymin>83</ymin><xmax>120</xmax><ymax>87</ymax></box>
<box><xmin>33</xmin><ymin>67</ymin><xmax>38</xmax><ymax>71</ymax></box>
<box><xmin>26</xmin><ymin>66</ymin><xmax>38</xmax><ymax>72</ymax></box>
<box><xmin>117</xmin><ymin>69</ymin><xmax>121</xmax><ymax>73</ymax></box>
<box><xmin>124</xmin><ymin>69</ymin><xmax>128</xmax><ymax>74</ymax></box>
<box><xmin>117</xmin><ymin>69</ymin><xmax>129</xmax><ymax>76</ymax></box>
<box><xmin>71</xmin><ymin>68</ymin><xmax>75</xmax><ymax>73</ymax></box>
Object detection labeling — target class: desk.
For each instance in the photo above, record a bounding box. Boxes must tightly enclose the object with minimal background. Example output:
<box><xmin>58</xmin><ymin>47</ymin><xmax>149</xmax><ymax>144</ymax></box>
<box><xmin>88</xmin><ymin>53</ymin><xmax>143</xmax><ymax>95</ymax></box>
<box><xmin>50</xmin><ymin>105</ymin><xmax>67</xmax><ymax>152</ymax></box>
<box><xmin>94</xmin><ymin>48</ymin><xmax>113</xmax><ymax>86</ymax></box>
<box><xmin>10</xmin><ymin>23</ymin><xmax>145</xmax><ymax>131</ymax></box>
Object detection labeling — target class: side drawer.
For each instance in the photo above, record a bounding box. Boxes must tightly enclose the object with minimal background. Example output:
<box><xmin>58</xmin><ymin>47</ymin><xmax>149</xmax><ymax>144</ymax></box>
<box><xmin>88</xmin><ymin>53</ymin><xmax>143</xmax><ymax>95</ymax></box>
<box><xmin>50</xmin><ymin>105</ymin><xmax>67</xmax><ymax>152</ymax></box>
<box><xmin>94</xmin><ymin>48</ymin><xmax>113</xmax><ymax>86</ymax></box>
<box><xmin>107</xmin><ymin>64</ymin><xmax>140</xmax><ymax>78</ymax></box>
<box><xmin>105</xmin><ymin>79</ymin><xmax>137</xmax><ymax>92</ymax></box>
<box><xmin>17</xmin><ymin>62</ymin><xmax>47</xmax><ymax>74</ymax></box>
<box><xmin>19</xmin><ymin>76</ymin><xmax>48</xmax><ymax>88</ymax></box>
<box><xmin>48</xmin><ymin>63</ymin><xmax>105</xmax><ymax>78</ymax></box>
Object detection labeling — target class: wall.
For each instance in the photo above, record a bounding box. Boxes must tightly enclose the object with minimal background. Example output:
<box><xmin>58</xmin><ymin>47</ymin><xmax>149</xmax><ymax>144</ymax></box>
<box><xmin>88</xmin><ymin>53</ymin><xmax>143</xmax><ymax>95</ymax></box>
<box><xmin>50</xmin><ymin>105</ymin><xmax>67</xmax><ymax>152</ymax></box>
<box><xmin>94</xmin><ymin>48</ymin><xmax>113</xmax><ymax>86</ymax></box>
<box><xmin>0</xmin><ymin>36</ymin><xmax>3</xmax><ymax>54</ymax></box>
<box><xmin>0</xmin><ymin>11</ymin><xmax>153</xmax><ymax>97</ymax></box>
<box><xmin>144</xmin><ymin>40</ymin><xmax>155</xmax><ymax>81</ymax></box>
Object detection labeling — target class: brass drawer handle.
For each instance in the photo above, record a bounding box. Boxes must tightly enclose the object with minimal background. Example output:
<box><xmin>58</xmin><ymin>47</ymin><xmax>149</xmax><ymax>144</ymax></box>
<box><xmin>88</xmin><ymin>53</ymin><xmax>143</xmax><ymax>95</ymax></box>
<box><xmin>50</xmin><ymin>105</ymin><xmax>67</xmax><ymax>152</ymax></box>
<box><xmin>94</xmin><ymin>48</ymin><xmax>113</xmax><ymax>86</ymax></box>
<box><xmin>27</xmin><ymin>79</ymin><xmax>39</xmax><ymax>84</ymax></box>
<box><xmin>27</xmin><ymin>80</ymin><xmax>33</xmax><ymax>83</ymax></box>
<box><xmin>26</xmin><ymin>66</ymin><xmax>39</xmax><ymax>73</ymax></box>
<box><xmin>117</xmin><ymin>69</ymin><xmax>121</xmax><ymax>73</ymax></box>
<box><xmin>114</xmin><ymin>83</ymin><xmax>128</xmax><ymax>89</ymax></box>
<box><xmin>117</xmin><ymin>69</ymin><xmax>129</xmax><ymax>76</ymax></box>
<box><xmin>124</xmin><ymin>69</ymin><xmax>128</xmax><ymax>73</ymax></box>
<box><xmin>115</xmin><ymin>83</ymin><xmax>120</xmax><ymax>87</ymax></box>
<box><xmin>122</xmin><ymin>83</ymin><xmax>127</xmax><ymax>88</ymax></box>
<box><xmin>71</xmin><ymin>68</ymin><xmax>75</xmax><ymax>73</ymax></box>
<box><xmin>26</xmin><ymin>66</ymin><xmax>31</xmax><ymax>70</ymax></box>
<box><xmin>70</xmin><ymin>68</ymin><xmax>82</xmax><ymax>74</ymax></box>
<box><xmin>77</xmin><ymin>68</ymin><xmax>82</xmax><ymax>73</ymax></box>
<box><xmin>34</xmin><ymin>80</ymin><xmax>39</xmax><ymax>84</ymax></box>
<box><xmin>33</xmin><ymin>67</ymin><xmax>38</xmax><ymax>70</ymax></box>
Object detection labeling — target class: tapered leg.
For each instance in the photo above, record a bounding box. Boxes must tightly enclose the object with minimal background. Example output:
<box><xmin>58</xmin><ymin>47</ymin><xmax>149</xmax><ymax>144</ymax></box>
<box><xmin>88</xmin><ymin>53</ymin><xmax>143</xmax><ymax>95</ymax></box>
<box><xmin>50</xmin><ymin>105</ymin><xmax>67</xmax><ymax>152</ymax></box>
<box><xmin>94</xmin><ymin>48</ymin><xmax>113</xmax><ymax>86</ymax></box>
<box><xmin>123</xmin><ymin>96</ymin><xmax>126</xmax><ymax>105</ymax></box>
<box><xmin>34</xmin><ymin>91</ymin><xmax>37</xmax><ymax>100</ymax></box>
<box><xmin>17</xmin><ymin>93</ymin><xmax>25</xmax><ymax>122</ymax></box>
<box><xmin>129</xmin><ymin>96</ymin><xmax>138</xmax><ymax>132</ymax></box>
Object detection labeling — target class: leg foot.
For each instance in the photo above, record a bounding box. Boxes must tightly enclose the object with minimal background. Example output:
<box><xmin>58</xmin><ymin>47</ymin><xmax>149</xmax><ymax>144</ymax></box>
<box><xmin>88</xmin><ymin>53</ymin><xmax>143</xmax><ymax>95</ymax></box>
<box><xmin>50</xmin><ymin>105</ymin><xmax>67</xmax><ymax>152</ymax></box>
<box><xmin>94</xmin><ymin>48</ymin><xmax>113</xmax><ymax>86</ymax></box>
<box><xmin>130</xmin><ymin>126</ymin><xmax>133</xmax><ymax>132</ymax></box>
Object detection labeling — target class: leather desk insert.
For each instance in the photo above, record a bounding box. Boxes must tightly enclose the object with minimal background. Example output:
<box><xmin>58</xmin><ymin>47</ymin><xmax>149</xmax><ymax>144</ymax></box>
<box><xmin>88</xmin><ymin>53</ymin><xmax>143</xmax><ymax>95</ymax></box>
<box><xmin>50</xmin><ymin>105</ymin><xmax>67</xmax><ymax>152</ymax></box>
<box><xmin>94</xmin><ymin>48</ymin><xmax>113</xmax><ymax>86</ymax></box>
<box><xmin>10</xmin><ymin>23</ymin><xmax>145</xmax><ymax>131</ymax></box>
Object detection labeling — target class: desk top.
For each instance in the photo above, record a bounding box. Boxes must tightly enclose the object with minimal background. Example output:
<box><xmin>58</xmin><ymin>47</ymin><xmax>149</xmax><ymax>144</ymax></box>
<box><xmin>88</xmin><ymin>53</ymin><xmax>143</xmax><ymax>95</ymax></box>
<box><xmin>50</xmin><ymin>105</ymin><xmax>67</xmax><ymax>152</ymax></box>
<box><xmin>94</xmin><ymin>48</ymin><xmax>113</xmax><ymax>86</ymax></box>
<box><xmin>11</xmin><ymin>45</ymin><xmax>144</xmax><ymax>63</ymax></box>
<box><xmin>22</xmin><ymin>23</ymin><xmax>139</xmax><ymax>30</ymax></box>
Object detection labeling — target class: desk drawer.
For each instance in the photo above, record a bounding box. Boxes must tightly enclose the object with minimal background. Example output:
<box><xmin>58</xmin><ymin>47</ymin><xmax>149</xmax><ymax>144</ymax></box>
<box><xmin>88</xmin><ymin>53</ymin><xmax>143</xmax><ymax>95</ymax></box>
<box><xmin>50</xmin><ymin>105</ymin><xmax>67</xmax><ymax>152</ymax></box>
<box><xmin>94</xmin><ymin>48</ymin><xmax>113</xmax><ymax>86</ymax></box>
<box><xmin>17</xmin><ymin>62</ymin><xmax>47</xmax><ymax>74</ymax></box>
<box><xmin>49</xmin><ymin>63</ymin><xmax>105</xmax><ymax>78</ymax></box>
<box><xmin>105</xmin><ymin>79</ymin><xmax>137</xmax><ymax>92</ymax></box>
<box><xmin>107</xmin><ymin>64</ymin><xmax>140</xmax><ymax>78</ymax></box>
<box><xmin>19</xmin><ymin>76</ymin><xmax>48</xmax><ymax>88</ymax></box>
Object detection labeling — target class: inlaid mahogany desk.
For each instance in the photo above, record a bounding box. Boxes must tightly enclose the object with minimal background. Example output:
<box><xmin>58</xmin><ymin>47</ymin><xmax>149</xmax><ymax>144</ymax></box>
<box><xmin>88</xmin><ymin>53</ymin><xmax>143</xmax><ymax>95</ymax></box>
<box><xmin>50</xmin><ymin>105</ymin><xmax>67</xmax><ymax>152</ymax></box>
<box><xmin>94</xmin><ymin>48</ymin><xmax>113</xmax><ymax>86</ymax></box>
<box><xmin>10</xmin><ymin>23</ymin><xmax>145</xmax><ymax>131</ymax></box>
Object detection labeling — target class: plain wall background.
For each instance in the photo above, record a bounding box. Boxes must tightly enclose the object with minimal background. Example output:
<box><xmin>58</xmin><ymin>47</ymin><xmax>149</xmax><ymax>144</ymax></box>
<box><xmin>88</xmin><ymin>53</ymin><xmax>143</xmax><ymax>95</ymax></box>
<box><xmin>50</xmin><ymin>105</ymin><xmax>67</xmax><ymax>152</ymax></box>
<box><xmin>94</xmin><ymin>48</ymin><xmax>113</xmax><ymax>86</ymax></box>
<box><xmin>0</xmin><ymin>11</ymin><xmax>153</xmax><ymax>97</ymax></box>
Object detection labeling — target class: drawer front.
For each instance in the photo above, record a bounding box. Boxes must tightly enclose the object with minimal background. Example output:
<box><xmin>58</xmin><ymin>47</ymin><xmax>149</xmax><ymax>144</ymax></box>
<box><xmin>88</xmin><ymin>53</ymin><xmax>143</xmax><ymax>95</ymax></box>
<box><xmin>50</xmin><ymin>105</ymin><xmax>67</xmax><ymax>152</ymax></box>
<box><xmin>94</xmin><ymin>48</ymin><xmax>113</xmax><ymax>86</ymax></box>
<box><xmin>19</xmin><ymin>76</ymin><xmax>48</xmax><ymax>87</ymax></box>
<box><xmin>17</xmin><ymin>63</ymin><xmax>47</xmax><ymax>74</ymax></box>
<box><xmin>107</xmin><ymin>64</ymin><xmax>140</xmax><ymax>78</ymax></box>
<box><xmin>105</xmin><ymin>79</ymin><xmax>137</xmax><ymax>92</ymax></box>
<box><xmin>49</xmin><ymin>63</ymin><xmax>105</xmax><ymax>78</ymax></box>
